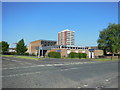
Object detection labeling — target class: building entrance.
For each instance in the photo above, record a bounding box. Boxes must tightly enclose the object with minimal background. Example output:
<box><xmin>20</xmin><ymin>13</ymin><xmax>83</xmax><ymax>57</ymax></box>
<box><xmin>89</xmin><ymin>49</ymin><xmax>94</xmax><ymax>58</ymax></box>
<box><xmin>37</xmin><ymin>50</ymin><xmax>47</xmax><ymax>57</ymax></box>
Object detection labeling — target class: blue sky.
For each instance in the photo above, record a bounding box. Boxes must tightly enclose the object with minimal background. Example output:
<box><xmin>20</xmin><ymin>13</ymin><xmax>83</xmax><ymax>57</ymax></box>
<box><xmin>2</xmin><ymin>2</ymin><xmax>118</xmax><ymax>47</ymax></box>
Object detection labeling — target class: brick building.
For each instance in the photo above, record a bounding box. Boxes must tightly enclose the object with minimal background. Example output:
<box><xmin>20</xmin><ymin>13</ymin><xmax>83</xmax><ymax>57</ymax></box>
<box><xmin>28</xmin><ymin>40</ymin><xmax>57</xmax><ymax>55</ymax></box>
<box><xmin>58</xmin><ymin>29</ymin><xmax>75</xmax><ymax>45</ymax></box>
<box><xmin>28</xmin><ymin>40</ymin><xmax>103</xmax><ymax>58</ymax></box>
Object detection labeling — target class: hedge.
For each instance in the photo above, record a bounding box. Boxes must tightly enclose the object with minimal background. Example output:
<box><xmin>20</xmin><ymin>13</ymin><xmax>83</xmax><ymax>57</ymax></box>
<box><xmin>69</xmin><ymin>52</ymin><xmax>78</xmax><ymax>58</ymax></box>
<box><xmin>69</xmin><ymin>52</ymin><xmax>87</xmax><ymax>58</ymax></box>
<box><xmin>82</xmin><ymin>53</ymin><xmax>87</xmax><ymax>58</ymax></box>
<box><xmin>48</xmin><ymin>52</ymin><xmax>61</xmax><ymax>58</ymax></box>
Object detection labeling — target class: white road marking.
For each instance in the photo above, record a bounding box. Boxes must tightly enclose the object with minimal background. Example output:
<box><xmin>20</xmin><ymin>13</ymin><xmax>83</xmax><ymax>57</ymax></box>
<box><xmin>64</xmin><ymin>64</ymin><xmax>70</xmax><ymax>65</ymax></box>
<box><xmin>2</xmin><ymin>71</ymin><xmax>41</xmax><ymax>77</ymax></box>
<box><xmin>24</xmin><ymin>62</ymin><xmax>33</xmax><ymax>65</ymax></box>
<box><xmin>70</xmin><ymin>68</ymin><xmax>77</xmax><ymax>70</ymax></box>
<box><xmin>11</xmin><ymin>60</ymin><xmax>22</xmax><ymax>62</ymax></box>
<box><xmin>105</xmin><ymin>78</ymin><xmax>111</xmax><ymax>82</ymax></box>
<box><xmin>83</xmin><ymin>84</ymin><xmax>88</xmax><ymax>87</ymax></box>
<box><xmin>3</xmin><ymin>62</ymin><xmax>96</xmax><ymax>70</ymax></box>
<box><xmin>46</xmin><ymin>64</ymin><xmax>53</xmax><ymax>66</ymax></box>
<box><xmin>77</xmin><ymin>86</ymin><xmax>81</xmax><ymax>88</ymax></box>
<box><xmin>105</xmin><ymin>79</ymin><xmax>109</xmax><ymax>82</ymax></box>
<box><xmin>3</xmin><ymin>65</ymin><xmax>45</xmax><ymax>70</ymax></box>
<box><xmin>61</xmin><ymin>69</ymin><xmax>68</xmax><ymax>71</ymax></box>
<box><xmin>3</xmin><ymin>59</ymin><xmax>10</xmax><ymax>60</ymax></box>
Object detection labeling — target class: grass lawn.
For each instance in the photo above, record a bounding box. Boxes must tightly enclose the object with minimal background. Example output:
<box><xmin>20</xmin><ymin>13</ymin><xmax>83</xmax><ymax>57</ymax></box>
<box><xmin>2</xmin><ymin>55</ymin><xmax>120</xmax><ymax>61</ymax></box>
<box><xmin>92</xmin><ymin>58</ymin><xmax>120</xmax><ymax>61</ymax></box>
<box><xmin>62</xmin><ymin>57</ymin><xmax>89</xmax><ymax>59</ymax></box>
<box><xmin>1</xmin><ymin>55</ymin><xmax>42</xmax><ymax>60</ymax></box>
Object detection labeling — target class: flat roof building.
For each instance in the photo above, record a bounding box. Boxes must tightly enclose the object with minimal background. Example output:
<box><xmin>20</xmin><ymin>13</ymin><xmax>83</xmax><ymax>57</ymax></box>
<box><xmin>28</xmin><ymin>39</ymin><xmax>103</xmax><ymax>58</ymax></box>
<box><xmin>58</xmin><ymin>29</ymin><xmax>75</xmax><ymax>45</ymax></box>
<box><xmin>28</xmin><ymin>40</ymin><xmax>57</xmax><ymax>55</ymax></box>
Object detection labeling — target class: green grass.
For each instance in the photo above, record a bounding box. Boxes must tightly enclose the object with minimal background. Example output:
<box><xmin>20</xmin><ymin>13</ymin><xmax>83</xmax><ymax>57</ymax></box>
<box><xmin>62</xmin><ymin>57</ymin><xmax>89</xmax><ymax>59</ymax></box>
<box><xmin>2</xmin><ymin>55</ymin><xmax>120</xmax><ymax>61</ymax></box>
<box><xmin>15</xmin><ymin>56</ymin><xmax>41</xmax><ymax>60</ymax></box>
<box><xmin>1</xmin><ymin>55</ymin><xmax>14</xmax><ymax>57</ymax></box>
<box><xmin>92</xmin><ymin>58</ymin><xmax>120</xmax><ymax>61</ymax></box>
<box><xmin>2</xmin><ymin>55</ymin><xmax>42</xmax><ymax>60</ymax></box>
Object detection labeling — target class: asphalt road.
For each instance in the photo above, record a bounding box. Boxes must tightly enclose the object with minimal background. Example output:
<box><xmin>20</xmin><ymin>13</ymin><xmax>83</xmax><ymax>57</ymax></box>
<box><xmin>2</xmin><ymin>57</ymin><xmax>119</xmax><ymax>88</ymax></box>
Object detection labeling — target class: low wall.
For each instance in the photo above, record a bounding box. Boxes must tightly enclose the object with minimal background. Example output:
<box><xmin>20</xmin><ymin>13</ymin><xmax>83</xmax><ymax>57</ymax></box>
<box><xmin>95</xmin><ymin>55</ymin><xmax>120</xmax><ymax>59</ymax></box>
<box><xmin>105</xmin><ymin>56</ymin><xmax>119</xmax><ymax>59</ymax></box>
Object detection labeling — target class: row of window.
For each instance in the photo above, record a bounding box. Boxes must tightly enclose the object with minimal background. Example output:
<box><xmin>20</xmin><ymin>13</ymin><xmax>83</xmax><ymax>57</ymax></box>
<box><xmin>41</xmin><ymin>41</ymin><xmax>56</xmax><ymax>44</ymax></box>
<box><xmin>57</xmin><ymin>46</ymin><xmax>88</xmax><ymax>49</ymax></box>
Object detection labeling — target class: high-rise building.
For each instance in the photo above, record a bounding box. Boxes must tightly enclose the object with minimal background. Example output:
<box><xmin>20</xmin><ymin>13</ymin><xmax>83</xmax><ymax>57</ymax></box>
<box><xmin>58</xmin><ymin>29</ymin><xmax>75</xmax><ymax>45</ymax></box>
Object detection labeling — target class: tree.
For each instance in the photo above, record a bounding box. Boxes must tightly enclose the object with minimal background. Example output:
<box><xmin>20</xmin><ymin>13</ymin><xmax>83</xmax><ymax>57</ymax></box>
<box><xmin>97</xmin><ymin>23</ymin><xmax>120</xmax><ymax>59</ymax></box>
<box><xmin>16</xmin><ymin>39</ymin><xmax>27</xmax><ymax>55</ymax></box>
<box><xmin>0</xmin><ymin>41</ymin><xmax>9</xmax><ymax>54</ymax></box>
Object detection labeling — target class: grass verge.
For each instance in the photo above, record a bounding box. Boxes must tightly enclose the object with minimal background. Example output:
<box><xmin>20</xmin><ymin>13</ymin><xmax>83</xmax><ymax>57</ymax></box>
<box><xmin>62</xmin><ymin>57</ymin><xmax>89</xmax><ymax>59</ymax></box>
<box><xmin>92</xmin><ymin>58</ymin><xmax>120</xmax><ymax>61</ymax></box>
<box><xmin>2</xmin><ymin>55</ymin><xmax>42</xmax><ymax>60</ymax></box>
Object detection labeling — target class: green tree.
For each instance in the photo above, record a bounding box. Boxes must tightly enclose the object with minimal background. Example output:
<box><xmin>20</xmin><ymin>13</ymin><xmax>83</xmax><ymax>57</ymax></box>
<box><xmin>16</xmin><ymin>39</ymin><xmax>27</xmax><ymax>55</ymax></box>
<box><xmin>97</xmin><ymin>23</ymin><xmax>120</xmax><ymax>59</ymax></box>
<box><xmin>0</xmin><ymin>41</ymin><xmax>9</xmax><ymax>54</ymax></box>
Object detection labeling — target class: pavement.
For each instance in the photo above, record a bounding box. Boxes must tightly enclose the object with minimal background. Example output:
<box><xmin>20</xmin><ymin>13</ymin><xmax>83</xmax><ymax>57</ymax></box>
<box><xmin>2</xmin><ymin>57</ymin><xmax>119</xmax><ymax>88</ymax></box>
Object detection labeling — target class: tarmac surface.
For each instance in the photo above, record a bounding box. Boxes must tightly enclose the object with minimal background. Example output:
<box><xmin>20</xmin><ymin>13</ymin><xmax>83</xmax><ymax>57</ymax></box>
<box><xmin>2</xmin><ymin>57</ymin><xmax>119</xmax><ymax>88</ymax></box>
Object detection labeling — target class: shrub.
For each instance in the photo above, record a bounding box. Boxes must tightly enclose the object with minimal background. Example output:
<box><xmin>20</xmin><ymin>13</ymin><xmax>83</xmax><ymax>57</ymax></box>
<box><xmin>77</xmin><ymin>53</ymin><xmax>82</xmax><ymax>58</ymax></box>
<box><xmin>69</xmin><ymin>52</ymin><xmax>87</xmax><ymax>58</ymax></box>
<box><xmin>23</xmin><ymin>52</ymin><xmax>29</xmax><ymax>56</ymax></box>
<box><xmin>10</xmin><ymin>52</ymin><xmax>16</xmax><ymax>55</ymax></box>
<box><xmin>30</xmin><ymin>53</ymin><xmax>35</xmax><ymax>56</ymax></box>
<box><xmin>48</xmin><ymin>52</ymin><xmax>61</xmax><ymax>58</ymax></box>
<box><xmin>82</xmin><ymin>53</ymin><xmax>87</xmax><ymax>58</ymax></box>
<box><xmin>69</xmin><ymin>52</ymin><xmax>77</xmax><ymax>58</ymax></box>
<box><xmin>3</xmin><ymin>52</ymin><xmax>16</xmax><ymax>55</ymax></box>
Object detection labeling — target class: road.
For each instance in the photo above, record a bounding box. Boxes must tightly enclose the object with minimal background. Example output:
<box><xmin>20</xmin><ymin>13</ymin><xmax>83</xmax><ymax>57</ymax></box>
<box><xmin>2</xmin><ymin>57</ymin><xmax>119</xmax><ymax>88</ymax></box>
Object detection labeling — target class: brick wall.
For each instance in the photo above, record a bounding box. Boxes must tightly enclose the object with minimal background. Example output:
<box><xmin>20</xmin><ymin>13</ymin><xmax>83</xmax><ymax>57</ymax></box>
<box><xmin>29</xmin><ymin>40</ymin><xmax>41</xmax><ymax>55</ymax></box>
<box><xmin>94</xmin><ymin>50</ymin><xmax>103</xmax><ymax>56</ymax></box>
<box><xmin>46</xmin><ymin>49</ymin><xmax>67</xmax><ymax>57</ymax></box>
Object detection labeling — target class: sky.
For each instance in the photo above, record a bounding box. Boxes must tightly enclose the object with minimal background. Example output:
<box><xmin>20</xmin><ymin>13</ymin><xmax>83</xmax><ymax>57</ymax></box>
<box><xmin>2</xmin><ymin>2</ymin><xmax>118</xmax><ymax>47</ymax></box>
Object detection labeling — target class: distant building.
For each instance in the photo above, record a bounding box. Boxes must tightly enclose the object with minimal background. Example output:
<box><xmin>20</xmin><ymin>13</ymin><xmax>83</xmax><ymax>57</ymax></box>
<box><xmin>28</xmin><ymin>40</ymin><xmax>103</xmax><ymax>58</ymax></box>
<box><xmin>58</xmin><ymin>29</ymin><xmax>75</xmax><ymax>45</ymax></box>
<box><xmin>8</xmin><ymin>48</ymin><xmax>16</xmax><ymax>52</ymax></box>
<box><xmin>28</xmin><ymin>40</ymin><xmax>57</xmax><ymax>55</ymax></box>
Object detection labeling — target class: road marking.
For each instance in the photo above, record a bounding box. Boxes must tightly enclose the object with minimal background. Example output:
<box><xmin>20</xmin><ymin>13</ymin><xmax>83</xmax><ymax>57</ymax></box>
<box><xmin>77</xmin><ymin>86</ymin><xmax>81</xmax><ymax>88</ymax></box>
<box><xmin>105</xmin><ymin>78</ymin><xmax>111</xmax><ymax>82</ymax></box>
<box><xmin>24</xmin><ymin>62</ymin><xmax>33</xmax><ymax>65</ymax></box>
<box><xmin>70</xmin><ymin>68</ymin><xmax>77</xmax><ymax>70</ymax></box>
<box><xmin>105</xmin><ymin>79</ymin><xmax>109</xmax><ymax>82</ymax></box>
<box><xmin>11</xmin><ymin>60</ymin><xmax>22</xmax><ymax>62</ymax></box>
<box><xmin>83</xmin><ymin>84</ymin><xmax>88</xmax><ymax>87</ymax></box>
<box><xmin>3</xmin><ymin>62</ymin><xmax>96</xmax><ymax>70</ymax></box>
<box><xmin>2</xmin><ymin>71</ymin><xmax>41</xmax><ymax>77</ymax></box>
<box><xmin>3</xmin><ymin>58</ymin><xmax>10</xmax><ymax>60</ymax></box>
<box><xmin>61</xmin><ymin>69</ymin><xmax>68</xmax><ymax>71</ymax></box>
<box><xmin>46</xmin><ymin>64</ymin><xmax>53</xmax><ymax>66</ymax></box>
